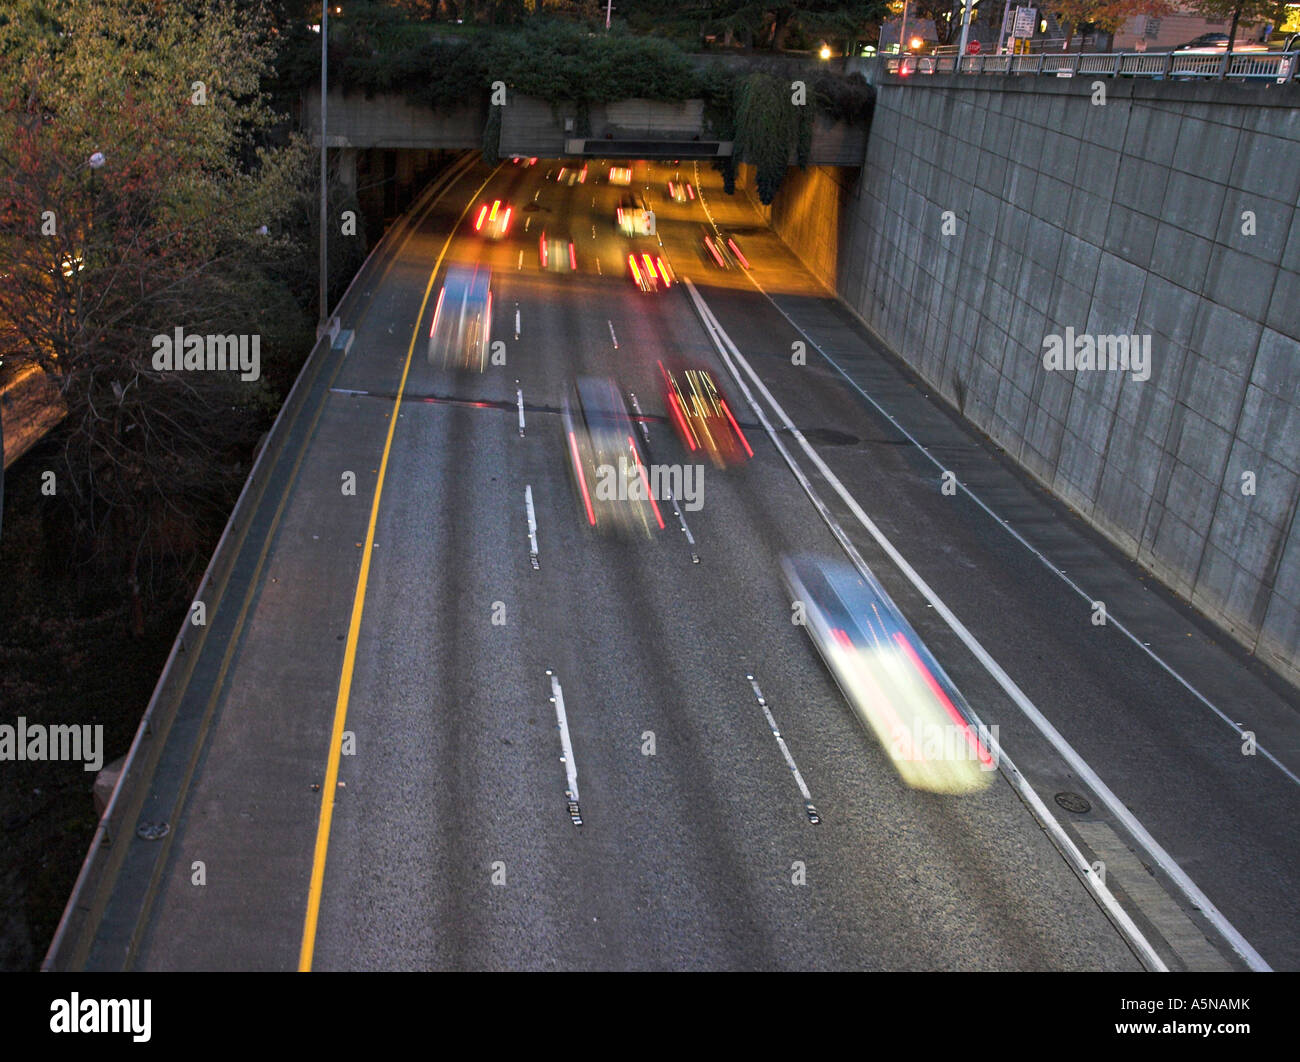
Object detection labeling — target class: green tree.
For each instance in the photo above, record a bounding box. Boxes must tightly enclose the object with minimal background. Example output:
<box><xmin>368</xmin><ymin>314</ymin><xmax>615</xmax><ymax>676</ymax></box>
<box><xmin>0</xmin><ymin>0</ymin><xmax>314</xmax><ymax>617</ymax></box>
<box><xmin>733</xmin><ymin>72</ymin><xmax>795</xmax><ymax>202</ymax></box>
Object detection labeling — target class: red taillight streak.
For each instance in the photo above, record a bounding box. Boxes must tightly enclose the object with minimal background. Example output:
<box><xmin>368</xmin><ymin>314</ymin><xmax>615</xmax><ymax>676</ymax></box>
<box><xmin>540</xmin><ymin>236</ymin><xmax>547</xmax><ymax>267</ymax></box>
<box><xmin>667</xmin><ymin>385</ymin><xmax>697</xmax><ymax>449</ymax></box>
<box><xmin>489</xmin><ymin>200</ymin><xmax>500</xmax><ymax>221</ymax></box>
<box><xmin>893</xmin><ymin>632</ymin><xmax>993</xmax><ymax>766</ymax></box>
<box><xmin>704</xmin><ymin>237</ymin><xmax>725</xmax><ymax>267</ymax></box>
<box><xmin>686</xmin><ymin>183</ymin><xmax>695</xmax><ymax>199</ymax></box>
<box><xmin>430</xmin><ymin>286</ymin><xmax>446</xmax><ymax>337</ymax></box>
<box><xmin>568</xmin><ymin>431</ymin><xmax>596</xmax><ymax>526</ymax></box>
<box><xmin>501</xmin><ymin>207</ymin><xmax>512</xmax><ymax>233</ymax></box>
<box><xmin>642</xmin><ymin>254</ymin><xmax>656</xmax><ymax>279</ymax></box>
<box><xmin>568</xmin><ymin>243</ymin><xmax>577</xmax><ymax>271</ymax></box>
<box><xmin>727</xmin><ymin>239</ymin><xmax>749</xmax><ymax>268</ymax></box>
<box><xmin>474</xmin><ymin>205</ymin><xmax>487</xmax><ymax>231</ymax></box>
<box><xmin>628</xmin><ymin>254</ymin><xmax>642</xmax><ymax>286</ymax></box>
<box><xmin>656</xmin><ymin>257</ymin><xmax>671</xmax><ymax>287</ymax></box>
<box><xmin>628</xmin><ymin>436</ymin><xmax>665</xmax><ymax>530</ymax></box>
<box><xmin>719</xmin><ymin>399</ymin><xmax>753</xmax><ymax>457</ymax></box>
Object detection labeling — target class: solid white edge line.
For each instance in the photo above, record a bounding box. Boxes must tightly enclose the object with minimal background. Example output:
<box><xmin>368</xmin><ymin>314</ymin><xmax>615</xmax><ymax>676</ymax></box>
<box><xmin>745</xmin><ymin>276</ymin><xmax>1299</xmax><ymax>790</ymax></box>
<box><xmin>549</xmin><ymin>672</ymin><xmax>579</xmax><ymax>804</ymax></box>
<box><xmin>684</xmin><ymin>279</ymin><xmax>1195</xmax><ymax>973</ymax></box>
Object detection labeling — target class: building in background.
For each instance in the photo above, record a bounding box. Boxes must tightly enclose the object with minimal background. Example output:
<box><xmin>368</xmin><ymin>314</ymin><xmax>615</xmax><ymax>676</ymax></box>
<box><xmin>1112</xmin><ymin>7</ymin><xmax>1279</xmax><ymax>52</ymax></box>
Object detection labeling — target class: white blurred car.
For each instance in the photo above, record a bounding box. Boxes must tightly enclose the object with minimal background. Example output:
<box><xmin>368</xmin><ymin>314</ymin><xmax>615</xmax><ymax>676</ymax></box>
<box><xmin>781</xmin><ymin>554</ymin><xmax>995</xmax><ymax>795</ymax></box>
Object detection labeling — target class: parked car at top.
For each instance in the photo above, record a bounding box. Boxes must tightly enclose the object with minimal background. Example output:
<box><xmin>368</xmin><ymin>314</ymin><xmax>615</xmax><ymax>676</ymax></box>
<box><xmin>1172</xmin><ymin>33</ymin><xmax>1267</xmax><ymax>52</ymax></box>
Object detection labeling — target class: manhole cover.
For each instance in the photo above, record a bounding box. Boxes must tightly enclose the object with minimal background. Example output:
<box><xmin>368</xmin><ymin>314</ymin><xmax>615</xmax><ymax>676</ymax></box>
<box><xmin>136</xmin><ymin>821</ymin><xmax>170</xmax><ymax>840</ymax></box>
<box><xmin>1054</xmin><ymin>792</ymin><xmax>1091</xmax><ymax>814</ymax></box>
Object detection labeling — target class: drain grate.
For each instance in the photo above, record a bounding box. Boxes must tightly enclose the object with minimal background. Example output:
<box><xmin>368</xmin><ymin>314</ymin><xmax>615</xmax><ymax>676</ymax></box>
<box><xmin>1054</xmin><ymin>791</ymin><xmax>1092</xmax><ymax>814</ymax></box>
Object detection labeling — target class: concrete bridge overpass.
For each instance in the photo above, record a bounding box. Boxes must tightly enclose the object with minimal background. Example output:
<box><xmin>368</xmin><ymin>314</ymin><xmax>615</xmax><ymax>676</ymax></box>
<box><xmin>304</xmin><ymin>84</ymin><xmax>869</xmax><ymax>194</ymax></box>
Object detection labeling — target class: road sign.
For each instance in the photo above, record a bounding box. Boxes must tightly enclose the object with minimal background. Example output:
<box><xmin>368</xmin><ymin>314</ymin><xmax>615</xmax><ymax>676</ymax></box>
<box><xmin>967</xmin><ymin>39</ymin><xmax>981</xmax><ymax>54</ymax></box>
<box><xmin>1013</xmin><ymin>6</ymin><xmax>1037</xmax><ymax>38</ymax></box>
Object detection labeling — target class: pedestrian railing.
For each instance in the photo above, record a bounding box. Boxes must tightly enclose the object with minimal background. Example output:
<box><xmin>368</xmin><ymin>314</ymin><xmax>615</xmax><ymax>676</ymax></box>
<box><xmin>883</xmin><ymin>50</ymin><xmax>1300</xmax><ymax>83</ymax></box>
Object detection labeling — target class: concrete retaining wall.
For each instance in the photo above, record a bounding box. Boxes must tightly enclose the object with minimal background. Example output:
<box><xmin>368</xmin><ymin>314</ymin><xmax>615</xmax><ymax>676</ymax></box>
<box><xmin>305</xmin><ymin>87</ymin><xmax>483</xmax><ymax>149</ymax></box>
<box><xmin>766</xmin><ymin>74</ymin><xmax>1300</xmax><ymax>683</ymax></box>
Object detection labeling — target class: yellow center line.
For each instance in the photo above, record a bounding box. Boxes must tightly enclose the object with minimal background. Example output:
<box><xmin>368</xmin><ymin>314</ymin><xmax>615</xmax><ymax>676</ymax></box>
<box><xmin>298</xmin><ymin>163</ymin><xmax>501</xmax><ymax>972</ymax></box>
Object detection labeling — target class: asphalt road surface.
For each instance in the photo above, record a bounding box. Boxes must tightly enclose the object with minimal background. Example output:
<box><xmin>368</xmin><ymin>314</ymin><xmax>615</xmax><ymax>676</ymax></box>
<box><xmin>88</xmin><ymin>154</ymin><xmax>1300</xmax><ymax>972</ymax></box>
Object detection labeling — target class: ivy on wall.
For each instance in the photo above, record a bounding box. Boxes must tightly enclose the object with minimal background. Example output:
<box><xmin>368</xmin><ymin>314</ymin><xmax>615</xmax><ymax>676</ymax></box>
<box><xmin>281</xmin><ymin>18</ymin><xmax>873</xmax><ymax>200</ymax></box>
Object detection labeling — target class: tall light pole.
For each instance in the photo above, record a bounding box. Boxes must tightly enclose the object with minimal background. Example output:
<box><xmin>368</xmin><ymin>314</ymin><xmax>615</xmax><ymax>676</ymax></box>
<box><xmin>319</xmin><ymin>2</ymin><xmax>329</xmax><ymax>333</ymax></box>
<box><xmin>899</xmin><ymin>0</ymin><xmax>909</xmax><ymax>55</ymax></box>
<box><xmin>956</xmin><ymin>0</ymin><xmax>975</xmax><ymax>63</ymax></box>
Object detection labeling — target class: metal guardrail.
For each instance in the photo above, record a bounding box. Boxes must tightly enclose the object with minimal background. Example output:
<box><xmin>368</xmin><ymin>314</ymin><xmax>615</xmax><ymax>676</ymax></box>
<box><xmin>885</xmin><ymin>50</ymin><xmax>1300</xmax><ymax>82</ymax></box>
<box><xmin>40</xmin><ymin>150</ymin><xmax>480</xmax><ymax>972</ymax></box>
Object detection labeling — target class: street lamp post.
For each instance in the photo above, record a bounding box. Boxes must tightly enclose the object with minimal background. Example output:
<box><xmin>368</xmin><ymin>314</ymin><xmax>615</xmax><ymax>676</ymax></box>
<box><xmin>956</xmin><ymin>0</ymin><xmax>975</xmax><ymax>63</ymax></box>
<box><xmin>899</xmin><ymin>0</ymin><xmax>909</xmax><ymax>55</ymax></box>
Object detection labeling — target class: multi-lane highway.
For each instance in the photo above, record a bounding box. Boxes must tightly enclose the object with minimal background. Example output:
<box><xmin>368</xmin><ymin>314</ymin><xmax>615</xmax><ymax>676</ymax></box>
<box><xmin>80</xmin><ymin>153</ymin><xmax>1300</xmax><ymax>971</ymax></box>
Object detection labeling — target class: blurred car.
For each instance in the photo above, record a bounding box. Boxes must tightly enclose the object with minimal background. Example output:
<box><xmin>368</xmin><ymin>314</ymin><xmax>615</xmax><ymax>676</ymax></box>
<box><xmin>666</xmin><ymin>179</ymin><xmax>694</xmax><ymax>203</ymax></box>
<box><xmin>617</xmin><ymin>194</ymin><xmax>655</xmax><ymax>236</ymax></box>
<box><xmin>539</xmin><ymin>231</ymin><xmax>577</xmax><ymax>273</ymax></box>
<box><xmin>562</xmin><ymin>376</ymin><xmax>664</xmax><ymax>536</ymax></box>
<box><xmin>556</xmin><ymin>163</ymin><xmax>588</xmax><ymax>185</ymax></box>
<box><xmin>472</xmin><ymin>198</ymin><xmax>512</xmax><ymax>240</ymax></box>
<box><xmin>659</xmin><ymin>361</ymin><xmax>752</xmax><ymax>468</ymax></box>
<box><xmin>780</xmin><ymin>554</ymin><xmax>995</xmax><ymax>795</ymax></box>
<box><xmin>700</xmin><ymin>226</ymin><xmax>750</xmax><ymax>269</ymax></box>
<box><xmin>510</xmin><ymin>156</ymin><xmax>539</xmax><ymax>166</ymax></box>
<box><xmin>428</xmin><ymin>265</ymin><xmax>492</xmax><ymax>372</ymax></box>
<box><xmin>627</xmin><ymin>251</ymin><xmax>673</xmax><ymax>292</ymax></box>
<box><xmin>1172</xmin><ymin>33</ymin><xmax>1267</xmax><ymax>52</ymax></box>
<box><xmin>607</xmin><ymin>165</ymin><xmax>633</xmax><ymax>186</ymax></box>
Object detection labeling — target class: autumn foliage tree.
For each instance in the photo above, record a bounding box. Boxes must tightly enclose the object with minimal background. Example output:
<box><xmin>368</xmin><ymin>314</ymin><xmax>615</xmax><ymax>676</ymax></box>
<box><xmin>0</xmin><ymin>0</ymin><xmax>315</xmax><ymax>624</ymax></box>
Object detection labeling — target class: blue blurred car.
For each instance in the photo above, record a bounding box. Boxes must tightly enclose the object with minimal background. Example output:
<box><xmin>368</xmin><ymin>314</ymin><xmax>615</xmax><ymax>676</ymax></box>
<box><xmin>428</xmin><ymin>265</ymin><xmax>492</xmax><ymax>372</ymax></box>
